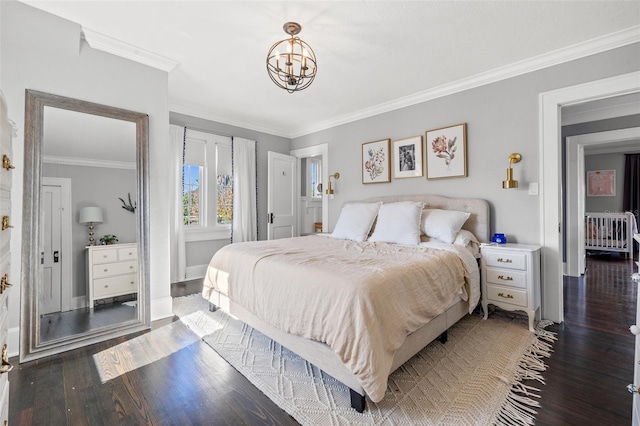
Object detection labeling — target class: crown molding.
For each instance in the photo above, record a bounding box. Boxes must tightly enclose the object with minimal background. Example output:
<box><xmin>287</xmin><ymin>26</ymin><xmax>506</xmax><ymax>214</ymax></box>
<box><xmin>43</xmin><ymin>155</ymin><xmax>136</xmax><ymax>170</ymax></box>
<box><xmin>289</xmin><ymin>25</ymin><xmax>640</xmax><ymax>138</ymax></box>
<box><xmin>82</xmin><ymin>27</ymin><xmax>180</xmax><ymax>72</ymax></box>
<box><xmin>169</xmin><ymin>102</ymin><xmax>292</xmax><ymax>139</ymax></box>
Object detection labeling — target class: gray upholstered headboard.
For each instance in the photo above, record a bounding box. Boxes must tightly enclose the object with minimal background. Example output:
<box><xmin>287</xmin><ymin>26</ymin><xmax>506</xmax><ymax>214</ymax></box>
<box><xmin>361</xmin><ymin>194</ymin><xmax>490</xmax><ymax>243</ymax></box>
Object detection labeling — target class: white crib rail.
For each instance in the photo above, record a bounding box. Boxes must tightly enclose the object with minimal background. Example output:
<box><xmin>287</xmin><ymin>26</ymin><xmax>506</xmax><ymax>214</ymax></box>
<box><xmin>585</xmin><ymin>212</ymin><xmax>634</xmax><ymax>258</ymax></box>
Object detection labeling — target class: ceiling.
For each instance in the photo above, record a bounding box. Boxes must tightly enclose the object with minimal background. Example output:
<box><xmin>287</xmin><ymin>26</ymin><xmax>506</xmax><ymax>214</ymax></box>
<box><xmin>22</xmin><ymin>1</ymin><xmax>640</xmax><ymax>138</ymax></box>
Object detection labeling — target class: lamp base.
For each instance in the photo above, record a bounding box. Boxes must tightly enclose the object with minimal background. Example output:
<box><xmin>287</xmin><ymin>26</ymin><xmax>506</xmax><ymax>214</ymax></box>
<box><xmin>502</xmin><ymin>179</ymin><xmax>518</xmax><ymax>189</ymax></box>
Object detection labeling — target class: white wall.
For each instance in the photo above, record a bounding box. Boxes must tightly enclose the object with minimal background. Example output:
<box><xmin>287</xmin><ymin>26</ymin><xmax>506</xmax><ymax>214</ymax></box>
<box><xmin>1</xmin><ymin>1</ymin><xmax>173</xmax><ymax>356</ymax></box>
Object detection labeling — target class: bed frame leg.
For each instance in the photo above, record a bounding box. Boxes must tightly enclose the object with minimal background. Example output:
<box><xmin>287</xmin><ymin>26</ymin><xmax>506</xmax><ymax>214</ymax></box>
<box><xmin>438</xmin><ymin>330</ymin><xmax>448</xmax><ymax>344</ymax></box>
<box><xmin>349</xmin><ymin>389</ymin><xmax>366</xmax><ymax>413</ymax></box>
<box><xmin>208</xmin><ymin>302</ymin><xmax>218</xmax><ymax>312</ymax></box>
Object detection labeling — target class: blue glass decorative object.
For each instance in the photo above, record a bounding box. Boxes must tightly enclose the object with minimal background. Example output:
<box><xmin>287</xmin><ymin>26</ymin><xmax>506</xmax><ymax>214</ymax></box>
<box><xmin>492</xmin><ymin>233</ymin><xmax>507</xmax><ymax>244</ymax></box>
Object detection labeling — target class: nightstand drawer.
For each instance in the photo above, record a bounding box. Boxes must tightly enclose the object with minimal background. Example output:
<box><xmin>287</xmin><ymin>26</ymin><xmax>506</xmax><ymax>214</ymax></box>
<box><xmin>91</xmin><ymin>248</ymin><xmax>118</xmax><ymax>264</ymax></box>
<box><xmin>483</xmin><ymin>251</ymin><xmax>527</xmax><ymax>270</ymax></box>
<box><xmin>486</xmin><ymin>285</ymin><xmax>528</xmax><ymax>307</ymax></box>
<box><xmin>485</xmin><ymin>268</ymin><xmax>527</xmax><ymax>289</ymax></box>
<box><xmin>92</xmin><ymin>260</ymin><xmax>137</xmax><ymax>279</ymax></box>
<box><xmin>94</xmin><ymin>274</ymin><xmax>137</xmax><ymax>298</ymax></box>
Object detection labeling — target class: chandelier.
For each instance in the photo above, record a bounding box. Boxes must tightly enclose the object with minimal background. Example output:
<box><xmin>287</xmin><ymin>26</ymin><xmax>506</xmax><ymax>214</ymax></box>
<box><xmin>266</xmin><ymin>22</ymin><xmax>317</xmax><ymax>93</ymax></box>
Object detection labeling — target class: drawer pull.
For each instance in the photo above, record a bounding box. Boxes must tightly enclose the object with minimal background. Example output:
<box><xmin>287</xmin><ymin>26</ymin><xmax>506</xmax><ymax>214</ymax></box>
<box><xmin>2</xmin><ymin>154</ymin><xmax>14</xmax><ymax>170</ymax></box>
<box><xmin>1</xmin><ymin>216</ymin><xmax>13</xmax><ymax>231</ymax></box>
<box><xmin>0</xmin><ymin>273</ymin><xmax>12</xmax><ymax>294</ymax></box>
<box><xmin>129</xmin><ymin>266</ymin><xmax>134</xmax><ymax>269</ymax></box>
<box><xmin>497</xmin><ymin>292</ymin><xmax>514</xmax><ymax>299</ymax></box>
<box><xmin>0</xmin><ymin>344</ymin><xmax>13</xmax><ymax>374</ymax></box>
<box><xmin>104</xmin><ymin>285</ymin><xmax>109</xmax><ymax>288</ymax></box>
<box><xmin>496</xmin><ymin>257</ymin><xmax>512</xmax><ymax>263</ymax></box>
<box><xmin>497</xmin><ymin>275</ymin><xmax>513</xmax><ymax>281</ymax></box>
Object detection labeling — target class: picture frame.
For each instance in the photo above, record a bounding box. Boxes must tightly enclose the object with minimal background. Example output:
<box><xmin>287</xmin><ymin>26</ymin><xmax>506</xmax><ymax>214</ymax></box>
<box><xmin>425</xmin><ymin>123</ymin><xmax>467</xmax><ymax>180</ymax></box>
<box><xmin>362</xmin><ymin>139</ymin><xmax>391</xmax><ymax>184</ymax></box>
<box><xmin>587</xmin><ymin>169</ymin><xmax>616</xmax><ymax>197</ymax></box>
<box><xmin>392</xmin><ymin>135</ymin><xmax>423</xmax><ymax>179</ymax></box>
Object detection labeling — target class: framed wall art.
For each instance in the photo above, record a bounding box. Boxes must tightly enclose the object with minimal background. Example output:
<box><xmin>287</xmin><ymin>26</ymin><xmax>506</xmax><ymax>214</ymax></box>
<box><xmin>362</xmin><ymin>139</ymin><xmax>390</xmax><ymax>184</ymax></box>
<box><xmin>392</xmin><ymin>135</ymin><xmax>423</xmax><ymax>179</ymax></box>
<box><xmin>587</xmin><ymin>169</ymin><xmax>616</xmax><ymax>197</ymax></box>
<box><xmin>425</xmin><ymin>123</ymin><xmax>467</xmax><ymax>180</ymax></box>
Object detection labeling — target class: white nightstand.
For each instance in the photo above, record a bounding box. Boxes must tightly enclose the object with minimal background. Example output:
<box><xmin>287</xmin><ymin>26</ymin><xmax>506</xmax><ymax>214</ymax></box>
<box><xmin>87</xmin><ymin>243</ymin><xmax>138</xmax><ymax>307</ymax></box>
<box><xmin>480</xmin><ymin>243</ymin><xmax>541</xmax><ymax>332</ymax></box>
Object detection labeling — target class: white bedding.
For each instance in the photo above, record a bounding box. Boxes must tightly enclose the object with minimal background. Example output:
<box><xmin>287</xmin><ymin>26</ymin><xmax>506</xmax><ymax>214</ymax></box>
<box><xmin>203</xmin><ymin>234</ymin><xmax>480</xmax><ymax>402</ymax></box>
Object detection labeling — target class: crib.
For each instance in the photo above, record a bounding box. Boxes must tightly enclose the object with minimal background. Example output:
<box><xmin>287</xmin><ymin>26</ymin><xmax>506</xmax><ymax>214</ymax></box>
<box><xmin>585</xmin><ymin>212</ymin><xmax>637</xmax><ymax>258</ymax></box>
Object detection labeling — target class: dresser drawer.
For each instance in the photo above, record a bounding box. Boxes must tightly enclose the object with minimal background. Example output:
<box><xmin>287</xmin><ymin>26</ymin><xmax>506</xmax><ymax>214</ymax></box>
<box><xmin>483</xmin><ymin>250</ymin><xmax>527</xmax><ymax>270</ymax></box>
<box><xmin>118</xmin><ymin>246</ymin><xmax>137</xmax><ymax>261</ymax></box>
<box><xmin>93</xmin><ymin>260</ymin><xmax>137</xmax><ymax>279</ymax></box>
<box><xmin>485</xmin><ymin>268</ymin><xmax>528</xmax><ymax>289</ymax></box>
<box><xmin>94</xmin><ymin>274</ymin><xmax>137</xmax><ymax>298</ymax></box>
<box><xmin>486</xmin><ymin>284</ymin><xmax>528</xmax><ymax>308</ymax></box>
<box><xmin>92</xmin><ymin>248</ymin><xmax>118</xmax><ymax>264</ymax></box>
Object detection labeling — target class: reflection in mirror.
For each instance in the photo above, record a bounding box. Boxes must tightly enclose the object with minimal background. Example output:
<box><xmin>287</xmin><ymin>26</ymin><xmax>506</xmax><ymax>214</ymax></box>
<box><xmin>21</xmin><ymin>90</ymin><xmax>149</xmax><ymax>362</ymax></box>
<box><xmin>40</xmin><ymin>108</ymin><xmax>137</xmax><ymax>342</ymax></box>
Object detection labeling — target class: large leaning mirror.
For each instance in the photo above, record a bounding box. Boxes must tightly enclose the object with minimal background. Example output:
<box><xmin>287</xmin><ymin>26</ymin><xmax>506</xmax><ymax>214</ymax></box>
<box><xmin>20</xmin><ymin>90</ymin><xmax>150</xmax><ymax>362</ymax></box>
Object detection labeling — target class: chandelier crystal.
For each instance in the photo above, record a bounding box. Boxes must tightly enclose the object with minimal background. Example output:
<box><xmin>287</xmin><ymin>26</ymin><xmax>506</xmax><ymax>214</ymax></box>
<box><xmin>266</xmin><ymin>22</ymin><xmax>317</xmax><ymax>93</ymax></box>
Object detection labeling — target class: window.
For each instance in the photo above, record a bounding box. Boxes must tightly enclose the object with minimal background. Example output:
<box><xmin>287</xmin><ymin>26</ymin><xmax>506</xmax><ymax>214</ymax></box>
<box><xmin>182</xmin><ymin>129</ymin><xmax>232</xmax><ymax>239</ymax></box>
<box><xmin>308</xmin><ymin>157</ymin><xmax>322</xmax><ymax>198</ymax></box>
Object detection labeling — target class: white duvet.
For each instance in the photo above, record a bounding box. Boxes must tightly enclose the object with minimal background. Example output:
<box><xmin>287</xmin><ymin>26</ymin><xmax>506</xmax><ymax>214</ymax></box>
<box><xmin>203</xmin><ymin>235</ymin><xmax>480</xmax><ymax>402</ymax></box>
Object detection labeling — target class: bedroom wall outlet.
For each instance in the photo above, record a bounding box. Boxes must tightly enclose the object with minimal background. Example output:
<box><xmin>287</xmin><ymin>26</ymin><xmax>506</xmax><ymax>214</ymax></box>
<box><xmin>528</xmin><ymin>182</ymin><xmax>539</xmax><ymax>195</ymax></box>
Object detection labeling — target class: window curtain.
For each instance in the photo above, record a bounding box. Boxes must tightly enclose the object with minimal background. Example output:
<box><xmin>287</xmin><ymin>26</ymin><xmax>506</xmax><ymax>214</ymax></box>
<box><xmin>623</xmin><ymin>154</ymin><xmax>640</xmax><ymax>243</ymax></box>
<box><xmin>170</xmin><ymin>124</ymin><xmax>187</xmax><ymax>282</ymax></box>
<box><xmin>231</xmin><ymin>137</ymin><xmax>257</xmax><ymax>242</ymax></box>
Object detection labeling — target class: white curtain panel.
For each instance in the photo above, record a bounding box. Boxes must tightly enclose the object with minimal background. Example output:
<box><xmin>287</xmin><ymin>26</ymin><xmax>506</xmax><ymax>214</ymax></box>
<box><xmin>170</xmin><ymin>124</ymin><xmax>187</xmax><ymax>282</ymax></box>
<box><xmin>232</xmin><ymin>137</ymin><xmax>257</xmax><ymax>242</ymax></box>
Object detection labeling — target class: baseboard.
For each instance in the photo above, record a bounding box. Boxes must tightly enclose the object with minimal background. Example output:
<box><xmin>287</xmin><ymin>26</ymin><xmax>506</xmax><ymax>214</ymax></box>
<box><xmin>150</xmin><ymin>295</ymin><xmax>173</xmax><ymax>322</ymax></box>
<box><xmin>72</xmin><ymin>296</ymin><xmax>87</xmax><ymax>310</ymax></box>
<box><xmin>7</xmin><ymin>326</ymin><xmax>19</xmax><ymax>358</ymax></box>
<box><xmin>186</xmin><ymin>264</ymin><xmax>207</xmax><ymax>280</ymax></box>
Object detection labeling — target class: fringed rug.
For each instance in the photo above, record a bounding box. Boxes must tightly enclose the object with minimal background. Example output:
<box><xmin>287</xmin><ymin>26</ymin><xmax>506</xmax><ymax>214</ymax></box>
<box><xmin>174</xmin><ymin>294</ymin><xmax>555</xmax><ymax>425</ymax></box>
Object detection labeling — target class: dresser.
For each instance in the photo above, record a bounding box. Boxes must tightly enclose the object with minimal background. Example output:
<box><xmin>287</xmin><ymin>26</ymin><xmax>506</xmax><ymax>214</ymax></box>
<box><xmin>480</xmin><ymin>243</ymin><xmax>541</xmax><ymax>332</ymax></box>
<box><xmin>87</xmin><ymin>243</ymin><xmax>138</xmax><ymax>307</ymax></box>
<box><xmin>0</xmin><ymin>92</ymin><xmax>14</xmax><ymax>424</ymax></box>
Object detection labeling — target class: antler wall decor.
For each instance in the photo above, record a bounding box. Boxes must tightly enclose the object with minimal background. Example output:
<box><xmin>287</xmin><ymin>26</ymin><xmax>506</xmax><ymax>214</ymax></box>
<box><xmin>119</xmin><ymin>193</ymin><xmax>136</xmax><ymax>213</ymax></box>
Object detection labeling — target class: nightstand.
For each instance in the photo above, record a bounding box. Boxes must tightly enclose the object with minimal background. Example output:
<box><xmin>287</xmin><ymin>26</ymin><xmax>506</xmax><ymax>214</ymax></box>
<box><xmin>480</xmin><ymin>243</ymin><xmax>541</xmax><ymax>332</ymax></box>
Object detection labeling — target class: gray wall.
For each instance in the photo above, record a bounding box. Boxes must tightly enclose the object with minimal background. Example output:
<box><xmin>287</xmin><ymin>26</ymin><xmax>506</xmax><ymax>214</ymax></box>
<box><xmin>291</xmin><ymin>43</ymin><xmax>640</xmax><ymax>247</ymax></box>
<box><xmin>43</xmin><ymin>163</ymin><xmax>137</xmax><ymax>299</ymax></box>
<box><xmin>1</xmin><ymin>0</ymin><xmax>173</xmax><ymax>353</ymax></box>
<box><xmin>170</xmin><ymin>112</ymin><xmax>291</xmax><ymax>274</ymax></box>
<box><xmin>584</xmin><ymin>153</ymin><xmax>626</xmax><ymax>213</ymax></box>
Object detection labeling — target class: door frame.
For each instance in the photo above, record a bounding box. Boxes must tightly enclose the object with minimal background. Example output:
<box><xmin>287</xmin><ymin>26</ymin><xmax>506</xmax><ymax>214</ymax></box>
<box><xmin>540</xmin><ymin>71</ymin><xmax>640</xmax><ymax>323</ymax></box>
<box><xmin>565</xmin><ymin>127</ymin><xmax>640</xmax><ymax>277</ymax></box>
<box><xmin>42</xmin><ymin>177</ymin><xmax>73</xmax><ymax>312</ymax></box>
<box><xmin>290</xmin><ymin>143</ymin><xmax>329</xmax><ymax>233</ymax></box>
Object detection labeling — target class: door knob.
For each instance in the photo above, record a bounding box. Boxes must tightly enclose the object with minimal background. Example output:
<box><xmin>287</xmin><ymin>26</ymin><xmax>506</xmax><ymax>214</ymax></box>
<box><xmin>630</xmin><ymin>325</ymin><xmax>640</xmax><ymax>335</ymax></box>
<box><xmin>628</xmin><ymin>384</ymin><xmax>640</xmax><ymax>394</ymax></box>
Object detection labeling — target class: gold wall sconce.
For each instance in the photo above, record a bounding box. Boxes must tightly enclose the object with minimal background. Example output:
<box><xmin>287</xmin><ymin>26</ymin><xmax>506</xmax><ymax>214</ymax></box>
<box><xmin>502</xmin><ymin>153</ymin><xmax>521</xmax><ymax>189</ymax></box>
<box><xmin>326</xmin><ymin>172</ymin><xmax>340</xmax><ymax>195</ymax></box>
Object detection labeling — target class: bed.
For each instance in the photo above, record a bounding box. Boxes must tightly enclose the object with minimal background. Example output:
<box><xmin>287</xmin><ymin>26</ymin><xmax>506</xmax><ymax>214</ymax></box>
<box><xmin>585</xmin><ymin>212</ymin><xmax>637</xmax><ymax>258</ymax></box>
<box><xmin>203</xmin><ymin>194</ymin><xmax>490</xmax><ymax>412</ymax></box>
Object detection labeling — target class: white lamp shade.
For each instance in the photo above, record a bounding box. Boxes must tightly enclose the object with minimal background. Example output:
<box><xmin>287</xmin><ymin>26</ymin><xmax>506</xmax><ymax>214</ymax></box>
<box><xmin>79</xmin><ymin>206</ymin><xmax>103</xmax><ymax>224</ymax></box>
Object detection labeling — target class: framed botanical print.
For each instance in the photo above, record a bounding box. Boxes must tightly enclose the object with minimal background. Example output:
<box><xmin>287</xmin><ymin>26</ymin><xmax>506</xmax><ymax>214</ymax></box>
<box><xmin>362</xmin><ymin>139</ymin><xmax>390</xmax><ymax>184</ymax></box>
<box><xmin>392</xmin><ymin>135</ymin><xmax>423</xmax><ymax>179</ymax></box>
<box><xmin>425</xmin><ymin>123</ymin><xmax>467</xmax><ymax>180</ymax></box>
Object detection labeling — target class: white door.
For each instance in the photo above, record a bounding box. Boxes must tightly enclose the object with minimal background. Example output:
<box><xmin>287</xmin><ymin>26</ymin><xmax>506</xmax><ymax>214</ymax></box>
<box><xmin>267</xmin><ymin>151</ymin><xmax>297</xmax><ymax>240</ymax></box>
<box><xmin>632</xmin><ymin>272</ymin><xmax>640</xmax><ymax>425</ymax></box>
<box><xmin>40</xmin><ymin>184</ymin><xmax>62</xmax><ymax>315</ymax></box>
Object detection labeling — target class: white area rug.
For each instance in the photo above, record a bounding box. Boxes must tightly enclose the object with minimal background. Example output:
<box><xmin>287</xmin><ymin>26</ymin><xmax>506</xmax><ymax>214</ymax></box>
<box><xmin>174</xmin><ymin>294</ymin><xmax>555</xmax><ymax>425</ymax></box>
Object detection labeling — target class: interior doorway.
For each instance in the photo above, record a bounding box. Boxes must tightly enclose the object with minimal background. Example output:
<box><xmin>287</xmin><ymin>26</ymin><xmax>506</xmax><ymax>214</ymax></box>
<box><xmin>291</xmin><ymin>143</ymin><xmax>330</xmax><ymax>235</ymax></box>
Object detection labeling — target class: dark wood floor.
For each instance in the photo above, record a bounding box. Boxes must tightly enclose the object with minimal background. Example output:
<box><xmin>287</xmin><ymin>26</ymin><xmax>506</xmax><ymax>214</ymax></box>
<box><xmin>9</xmin><ymin>256</ymin><xmax>637</xmax><ymax>425</ymax></box>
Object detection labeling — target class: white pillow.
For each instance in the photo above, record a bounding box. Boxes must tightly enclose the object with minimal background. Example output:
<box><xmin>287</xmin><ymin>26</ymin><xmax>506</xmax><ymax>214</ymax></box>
<box><xmin>421</xmin><ymin>209</ymin><xmax>471</xmax><ymax>244</ymax></box>
<box><xmin>330</xmin><ymin>202</ymin><xmax>381</xmax><ymax>242</ymax></box>
<box><xmin>453</xmin><ymin>229</ymin><xmax>478</xmax><ymax>246</ymax></box>
<box><xmin>368</xmin><ymin>201</ymin><xmax>424</xmax><ymax>245</ymax></box>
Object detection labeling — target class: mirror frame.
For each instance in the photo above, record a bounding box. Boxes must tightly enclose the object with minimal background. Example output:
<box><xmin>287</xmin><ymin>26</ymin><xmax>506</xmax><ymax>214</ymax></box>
<box><xmin>20</xmin><ymin>89</ymin><xmax>150</xmax><ymax>362</ymax></box>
